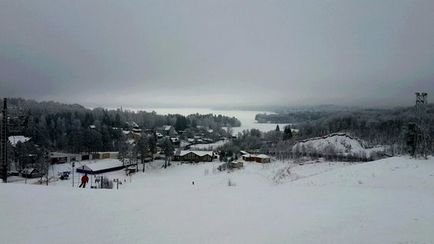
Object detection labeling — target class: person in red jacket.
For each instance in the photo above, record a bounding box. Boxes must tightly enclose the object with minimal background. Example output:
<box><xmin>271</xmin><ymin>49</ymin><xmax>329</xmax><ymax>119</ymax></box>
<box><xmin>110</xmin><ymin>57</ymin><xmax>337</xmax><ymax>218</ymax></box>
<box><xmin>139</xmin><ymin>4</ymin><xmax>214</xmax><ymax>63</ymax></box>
<box><xmin>79</xmin><ymin>174</ymin><xmax>89</xmax><ymax>188</ymax></box>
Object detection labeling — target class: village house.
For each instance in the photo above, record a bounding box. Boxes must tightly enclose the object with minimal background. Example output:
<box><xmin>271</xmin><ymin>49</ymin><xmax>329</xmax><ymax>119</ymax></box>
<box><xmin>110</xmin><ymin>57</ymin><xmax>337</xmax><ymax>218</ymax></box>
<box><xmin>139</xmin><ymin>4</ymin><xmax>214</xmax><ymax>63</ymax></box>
<box><xmin>50</xmin><ymin>152</ymin><xmax>80</xmax><ymax>164</ymax></box>
<box><xmin>76</xmin><ymin>159</ymin><xmax>125</xmax><ymax>175</ymax></box>
<box><xmin>173</xmin><ymin>150</ymin><xmax>214</xmax><ymax>162</ymax></box>
<box><xmin>159</xmin><ymin>125</ymin><xmax>178</xmax><ymax>137</ymax></box>
<box><xmin>50</xmin><ymin>151</ymin><xmax>119</xmax><ymax>164</ymax></box>
<box><xmin>241</xmin><ymin>154</ymin><xmax>271</xmax><ymax>163</ymax></box>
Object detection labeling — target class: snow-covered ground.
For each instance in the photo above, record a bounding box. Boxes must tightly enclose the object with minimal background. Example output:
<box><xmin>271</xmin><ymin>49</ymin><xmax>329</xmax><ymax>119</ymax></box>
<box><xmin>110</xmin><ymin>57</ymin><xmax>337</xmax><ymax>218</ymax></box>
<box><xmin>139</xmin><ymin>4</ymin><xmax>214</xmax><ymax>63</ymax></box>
<box><xmin>1</xmin><ymin>157</ymin><xmax>434</xmax><ymax>243</ymax></box>
<box><xmin>189</xmin><ymin>139</ymin><xmax>229</xmax><ymax>150</ymax></box>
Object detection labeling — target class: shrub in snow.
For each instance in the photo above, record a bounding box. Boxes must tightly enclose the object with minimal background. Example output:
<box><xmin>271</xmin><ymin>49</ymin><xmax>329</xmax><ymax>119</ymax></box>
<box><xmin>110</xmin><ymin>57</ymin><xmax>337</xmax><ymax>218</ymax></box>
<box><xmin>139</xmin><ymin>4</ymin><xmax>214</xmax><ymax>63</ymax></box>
<box><xmin>227</xmin><ymin>178</ymin><xmax>236</xmax><ymax>187</ymax></box>
<box><xmin>101</xmin><ymin>177</ymin><xmax>113</xmax><ymax>189</ymax></box>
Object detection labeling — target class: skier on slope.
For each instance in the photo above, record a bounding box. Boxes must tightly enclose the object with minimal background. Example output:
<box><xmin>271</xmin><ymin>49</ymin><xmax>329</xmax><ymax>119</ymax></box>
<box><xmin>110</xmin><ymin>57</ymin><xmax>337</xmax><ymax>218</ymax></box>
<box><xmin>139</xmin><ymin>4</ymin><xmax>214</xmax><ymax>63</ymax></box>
<box><xmin>79</xmin><ymin>174</ymin><xmax>89</xmax><ymax>188</ymax></box>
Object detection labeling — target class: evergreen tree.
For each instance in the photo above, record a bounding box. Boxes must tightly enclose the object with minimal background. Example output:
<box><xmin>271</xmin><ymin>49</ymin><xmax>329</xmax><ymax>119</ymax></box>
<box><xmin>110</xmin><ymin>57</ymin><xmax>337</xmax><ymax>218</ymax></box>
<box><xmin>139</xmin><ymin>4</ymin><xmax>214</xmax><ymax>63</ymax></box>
<box><xmin>283</xmin><ymin>125</ymin><xmax>293</xmax><ymax>140</ymax></box>
<box><xmin>135</xmin><ymin>136</ymin><xmax>149</xmax><ymax>172</ymax></box>
<box><xmin>162</xmin><ymin>138</ymin><xmax>174</xmax><ymax>168</ymax></box>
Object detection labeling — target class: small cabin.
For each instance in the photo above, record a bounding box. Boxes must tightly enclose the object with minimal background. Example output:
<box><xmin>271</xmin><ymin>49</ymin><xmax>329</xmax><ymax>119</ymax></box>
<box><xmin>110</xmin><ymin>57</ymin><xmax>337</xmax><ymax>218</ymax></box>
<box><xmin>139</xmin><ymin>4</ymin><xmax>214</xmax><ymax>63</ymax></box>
<box><xmin>241</xmin><ymin>154</ymin><xmax>271</xmax><ymax>163</ymax></box>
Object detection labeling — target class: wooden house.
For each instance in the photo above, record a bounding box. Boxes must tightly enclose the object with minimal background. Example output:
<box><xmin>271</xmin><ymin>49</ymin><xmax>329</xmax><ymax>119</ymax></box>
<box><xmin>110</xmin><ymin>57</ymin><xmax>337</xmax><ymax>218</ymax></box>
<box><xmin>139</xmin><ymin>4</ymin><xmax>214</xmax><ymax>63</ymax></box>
<box><xmin>241</xmin><ymin>154</ymin><xmax>271</xmax><ymax>163</ymax></box>
<box><xmin>173</xmin><ymin>150</ymin><xmax>214</xmax><ymax>162</ymax></box>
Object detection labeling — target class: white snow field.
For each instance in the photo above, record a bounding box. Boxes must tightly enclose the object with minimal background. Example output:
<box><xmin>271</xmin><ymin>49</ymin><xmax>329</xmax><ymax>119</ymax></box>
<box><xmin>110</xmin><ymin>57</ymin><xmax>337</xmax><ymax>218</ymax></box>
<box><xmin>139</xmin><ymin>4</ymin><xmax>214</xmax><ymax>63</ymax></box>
<box><xmin>1</xmin><ymin>157</ymin><xmax>434</xmax><ymax>244</ymax></box>
<box><xmin>292</xmin><ymin>133</ymin><xmax>384</xmax><ymax>158</ymax></box>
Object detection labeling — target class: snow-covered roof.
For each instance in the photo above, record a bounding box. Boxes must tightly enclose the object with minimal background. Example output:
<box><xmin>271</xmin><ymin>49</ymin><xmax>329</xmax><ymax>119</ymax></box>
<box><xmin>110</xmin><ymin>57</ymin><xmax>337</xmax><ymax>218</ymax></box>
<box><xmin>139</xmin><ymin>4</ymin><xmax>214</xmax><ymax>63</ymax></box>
<box><xmin>256</xmin><ymin>154</ymin><xmax>271</xmax><ymax>159</ymax></box>
<box><xmin>242</xmin><ymin>153</ymin><xmax>270</xmax><ymax>159</ymax></box>
<box><xmin>81</xmin><ymin>159</ymin><xmax>124</xmax><ymax>172</ymax></box>
<box><xmin>8</xmin><ymin>136</ymin><xmax>30</xmax><ymax>146</ymax></box>
<box><xmin>178</xmin><ymin>150</ymin><xmax>213</xmax><ymax>157</ymax></box>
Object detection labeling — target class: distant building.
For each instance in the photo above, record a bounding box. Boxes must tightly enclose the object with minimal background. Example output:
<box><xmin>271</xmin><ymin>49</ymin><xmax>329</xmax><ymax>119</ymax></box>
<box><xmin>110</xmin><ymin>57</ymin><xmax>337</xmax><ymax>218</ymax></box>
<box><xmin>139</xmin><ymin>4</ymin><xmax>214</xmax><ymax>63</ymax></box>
<box><xmin>76</xmin><ymin>159</ymin><xmax>125</xmax><ymax>174</ymax></box>
<box><xmin>50</xmin><ymin>152</ymin><xmax>80</xmax><ymax>164</ymax></box>
<box><xmin>241</xmin><ymin>154</ymin><xmax>271</xmax><ymax>163</ymax></box>
<box><xmin>173</xmin><ymin>150</ymin><xmax>214</xmax><ymax>162</ymax></box>
<box><xmin>50</xmin><ymin>151</ymin><xmax>119</xmax><ymax>164</ymax></box>
<box><xmin>159</xmin><ymin>125</ymin><xmax>178</xmax><ymax>136</ymax></box>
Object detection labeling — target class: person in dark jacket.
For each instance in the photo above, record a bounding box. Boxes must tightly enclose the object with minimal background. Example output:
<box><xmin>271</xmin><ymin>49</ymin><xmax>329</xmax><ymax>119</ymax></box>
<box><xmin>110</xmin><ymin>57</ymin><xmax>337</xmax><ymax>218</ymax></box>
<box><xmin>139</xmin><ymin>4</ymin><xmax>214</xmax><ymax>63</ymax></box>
<box><xmin>79</xmin><ymin>174</ymin><xmax>89</xmax><ymax>188</ymax></box>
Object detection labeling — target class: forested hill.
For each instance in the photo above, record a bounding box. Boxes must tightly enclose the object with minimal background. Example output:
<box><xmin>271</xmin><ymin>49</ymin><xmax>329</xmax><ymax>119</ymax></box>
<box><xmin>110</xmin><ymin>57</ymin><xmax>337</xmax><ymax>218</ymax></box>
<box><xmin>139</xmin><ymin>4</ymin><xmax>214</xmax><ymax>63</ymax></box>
<box><xmin>5</xmin><ymin>98</ymin><xmax>241</xmax><ymax>153</ymax></box>
<box><xmin>294</xmin><ymin>104</ymin><xmax>434</xmax><ymax>152</ymax></box>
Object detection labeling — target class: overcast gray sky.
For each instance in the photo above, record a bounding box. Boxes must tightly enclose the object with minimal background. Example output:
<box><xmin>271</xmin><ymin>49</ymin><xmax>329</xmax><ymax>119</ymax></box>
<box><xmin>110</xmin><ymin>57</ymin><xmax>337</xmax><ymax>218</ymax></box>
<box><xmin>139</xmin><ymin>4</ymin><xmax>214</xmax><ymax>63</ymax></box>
<box><xmin>1</xmin><ymin>0</ymin><xmax>433</xmax><ymax>108</ymax></box>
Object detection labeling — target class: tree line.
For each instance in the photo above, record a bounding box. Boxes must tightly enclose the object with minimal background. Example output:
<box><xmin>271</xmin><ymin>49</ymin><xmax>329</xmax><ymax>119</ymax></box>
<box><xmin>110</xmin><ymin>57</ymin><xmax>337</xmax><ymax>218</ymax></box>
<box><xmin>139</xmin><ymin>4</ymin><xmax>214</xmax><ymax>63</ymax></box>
<box><xmin>6</xmin><ymin>98</ymin><xmax>241</xmax><ymax>154</ymax></box>
<box><xmin>295</xmin><ymin>105</ymin><xmax>434</xmax><ymax>155</ymax></box>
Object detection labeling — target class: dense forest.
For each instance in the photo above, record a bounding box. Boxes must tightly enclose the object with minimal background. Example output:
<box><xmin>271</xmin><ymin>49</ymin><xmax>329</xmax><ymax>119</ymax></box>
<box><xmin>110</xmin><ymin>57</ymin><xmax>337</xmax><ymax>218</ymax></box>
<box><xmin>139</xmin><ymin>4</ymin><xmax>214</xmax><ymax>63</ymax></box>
<box><xmin>255</xmin><ymin>111</ymin><xmax>331</xmax><ymax>124</ymax></box>
<box><xmin>295</xmin><ymin>105</ymin><xmax>434</xmax><ymax>154</ymax></box>
<box><xmin>220</xmin><ymin>105</ymin><xmax>434</xmax><ymax>158</ymax></box>
<box><xmin>6</xmin><ymin>98</ymin><xmax>241</xmax><ymax>153</ymax></box>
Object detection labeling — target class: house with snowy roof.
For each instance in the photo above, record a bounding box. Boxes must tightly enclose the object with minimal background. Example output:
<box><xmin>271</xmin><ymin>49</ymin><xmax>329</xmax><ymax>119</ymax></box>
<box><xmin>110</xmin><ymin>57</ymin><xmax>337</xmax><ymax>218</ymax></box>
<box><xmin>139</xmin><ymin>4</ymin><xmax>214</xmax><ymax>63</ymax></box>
<box><xmin>159</xmin><ymin>125</ymin><xmax>178</xmax><ymax>136</ymax></box>
<box><xmin>173</xmin><ymin>150</ymin><xmax>214</xmax><ymax>162</ymax></box>
<box><xmin>241</xmin><ymin>153</ymin><xmax>271</xmax><ymax>163</ymax></box>
<box><xmin>76</xmin><ymin>159</ymin><xmax>126</xmax><ymax>174</ymax></box>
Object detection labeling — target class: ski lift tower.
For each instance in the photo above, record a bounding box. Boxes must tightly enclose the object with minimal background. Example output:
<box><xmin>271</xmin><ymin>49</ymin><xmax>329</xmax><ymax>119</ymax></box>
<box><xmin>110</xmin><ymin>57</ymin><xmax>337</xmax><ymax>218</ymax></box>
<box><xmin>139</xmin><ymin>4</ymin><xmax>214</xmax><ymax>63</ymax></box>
<box><xmin>415</xmin><ymin>92</ymin><xmax>428</xmax><ymax>157</ymax></box>
<box><xmin>1</xmin><ymin>98</ymin><xmax>8</xmax><ymax>182</ymax></box>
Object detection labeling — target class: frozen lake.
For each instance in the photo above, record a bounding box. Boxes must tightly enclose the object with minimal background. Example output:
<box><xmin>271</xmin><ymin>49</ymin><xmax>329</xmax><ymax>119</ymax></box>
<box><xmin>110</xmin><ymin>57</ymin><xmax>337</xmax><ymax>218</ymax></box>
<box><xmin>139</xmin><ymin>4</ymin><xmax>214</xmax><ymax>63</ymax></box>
<box><xmin>132</xmin><ymin>107</ymin><xmax>289</xmax><ymax>134</ymax></box>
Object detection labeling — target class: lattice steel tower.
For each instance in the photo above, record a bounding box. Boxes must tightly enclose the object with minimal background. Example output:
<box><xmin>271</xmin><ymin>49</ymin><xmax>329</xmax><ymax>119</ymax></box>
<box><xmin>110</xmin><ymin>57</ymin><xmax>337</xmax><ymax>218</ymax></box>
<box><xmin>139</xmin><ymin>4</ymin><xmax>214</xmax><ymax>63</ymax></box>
<box><xmin>415</xmin><ymin>92</ymin><xmax>428</xmax><ymax>158</ymax></box>
<box><xmin>1</xmin><ymin>98</ymin><xmax>8</xmax><ymax>182</ymax></box>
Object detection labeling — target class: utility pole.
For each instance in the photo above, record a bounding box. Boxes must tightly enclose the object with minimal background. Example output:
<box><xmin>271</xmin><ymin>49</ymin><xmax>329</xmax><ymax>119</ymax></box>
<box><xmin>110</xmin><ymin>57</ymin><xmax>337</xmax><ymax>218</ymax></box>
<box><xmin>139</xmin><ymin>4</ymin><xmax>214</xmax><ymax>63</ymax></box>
<box><xmin>1</xmin><ymin>98</ymin><xmax>8</xmax><ymax>183</ymax></box>
<box><xmin>72</xmin><ymin>161</ymin><xmax>75</xmax><ymax>187</ymax></box>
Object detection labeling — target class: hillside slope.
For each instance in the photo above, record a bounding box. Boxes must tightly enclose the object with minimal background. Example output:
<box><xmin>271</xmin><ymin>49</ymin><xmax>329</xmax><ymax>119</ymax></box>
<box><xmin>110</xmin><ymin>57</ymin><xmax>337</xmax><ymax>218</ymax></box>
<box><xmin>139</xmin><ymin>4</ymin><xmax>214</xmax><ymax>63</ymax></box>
<box><xmin>292</xmin><ymin>133</ymin><xmax>383</xmax><ymax>158</ymax></box>
<box><xmin>1</xmin><ymin>157</ymin><xmax>434</xmax><ymax>244</ymax></box>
